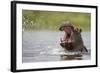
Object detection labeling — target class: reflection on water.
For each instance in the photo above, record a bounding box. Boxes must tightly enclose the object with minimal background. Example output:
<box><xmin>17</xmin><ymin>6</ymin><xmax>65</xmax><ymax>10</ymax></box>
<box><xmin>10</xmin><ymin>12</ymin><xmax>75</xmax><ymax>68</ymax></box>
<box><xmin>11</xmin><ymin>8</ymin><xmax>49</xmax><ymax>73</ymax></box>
<box><xmin>61</xmin><ymin>54</ymin><xmax>82</xmax><ymax>60</ymax></box>
<box><xmin>22</xmin><ymin>31</ymin><xmax>91</xmax><ymax>63</ymax></box>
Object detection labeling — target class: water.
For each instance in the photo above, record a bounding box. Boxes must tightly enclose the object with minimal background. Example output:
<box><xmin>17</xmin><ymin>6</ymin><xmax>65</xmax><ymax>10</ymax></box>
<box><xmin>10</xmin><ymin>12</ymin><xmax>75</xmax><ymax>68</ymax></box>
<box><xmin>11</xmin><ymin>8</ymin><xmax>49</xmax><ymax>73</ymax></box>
<box><xmin>22</xmin><ymin>31</ymin><xmax>91</xmax><ymax>63</ymax></box>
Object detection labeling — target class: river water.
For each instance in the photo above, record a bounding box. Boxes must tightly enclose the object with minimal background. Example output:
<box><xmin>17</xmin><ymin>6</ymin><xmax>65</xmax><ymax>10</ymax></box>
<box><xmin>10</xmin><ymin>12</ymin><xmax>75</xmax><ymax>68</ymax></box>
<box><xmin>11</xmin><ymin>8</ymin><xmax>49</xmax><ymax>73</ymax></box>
<box><xmin>22</xmin><ymin>31</ymin><xmax>91</xmax><ymax>63</ymax></box>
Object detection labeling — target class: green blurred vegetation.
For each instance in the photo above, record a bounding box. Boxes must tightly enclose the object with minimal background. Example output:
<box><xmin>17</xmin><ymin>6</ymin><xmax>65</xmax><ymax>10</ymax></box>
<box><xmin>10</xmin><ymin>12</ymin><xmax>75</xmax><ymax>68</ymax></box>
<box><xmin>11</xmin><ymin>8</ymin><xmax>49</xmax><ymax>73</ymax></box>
<box><xmin>22</xmin><ymin>10</ymin><xmax>91</xmax><ymax>31</ymax></box>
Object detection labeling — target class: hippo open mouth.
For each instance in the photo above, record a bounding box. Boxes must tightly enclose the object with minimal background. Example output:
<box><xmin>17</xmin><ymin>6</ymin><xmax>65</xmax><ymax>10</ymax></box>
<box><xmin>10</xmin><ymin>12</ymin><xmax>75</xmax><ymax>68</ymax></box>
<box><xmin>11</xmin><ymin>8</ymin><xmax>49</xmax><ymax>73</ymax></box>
<box><xmin>59</xmin><ymin>21</ymin><xmax>88</xmax><ymax>52</ymax></box>
<box><xmin>60</xmin><ymin>33</ymin><xmax>73</xmax><ymax>51</ymax></box>
<box><xmin>66</xmin><ymin>33</ymin><xmax>71</xmax><ymax>39</ymax></box>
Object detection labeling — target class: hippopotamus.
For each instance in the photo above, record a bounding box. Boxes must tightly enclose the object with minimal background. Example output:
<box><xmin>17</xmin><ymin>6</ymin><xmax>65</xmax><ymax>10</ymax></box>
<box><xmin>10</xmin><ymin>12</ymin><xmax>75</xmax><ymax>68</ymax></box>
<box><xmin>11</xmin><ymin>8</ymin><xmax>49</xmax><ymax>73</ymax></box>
<box><xmin>59</xmin><ymin>21</ymin><xmax>88</xmax><ymax>52</ymax></box>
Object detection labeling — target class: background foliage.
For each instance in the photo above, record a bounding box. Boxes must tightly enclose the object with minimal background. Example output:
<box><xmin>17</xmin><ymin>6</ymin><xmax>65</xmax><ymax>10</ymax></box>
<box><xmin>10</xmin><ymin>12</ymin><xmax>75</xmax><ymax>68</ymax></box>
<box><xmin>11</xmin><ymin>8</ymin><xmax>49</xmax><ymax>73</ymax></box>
<box><xmin>22</xmin><ymin>10</ymin><xmax>91</xmax><ymax>31</ymax></box>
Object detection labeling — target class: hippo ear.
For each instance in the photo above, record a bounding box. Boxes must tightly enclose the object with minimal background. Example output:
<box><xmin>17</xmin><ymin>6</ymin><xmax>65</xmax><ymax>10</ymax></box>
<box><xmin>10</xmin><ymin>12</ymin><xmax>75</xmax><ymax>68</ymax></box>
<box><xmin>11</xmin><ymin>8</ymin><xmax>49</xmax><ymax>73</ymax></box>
<box><xmin>79</xmin><ymin>28</ymin><xmax>82</xmax><ymax>33</ymax></box>
<box><xmin>75</xmin><ymin>28</ymin><xmax>82</xmax><ymax>33</ymax></box>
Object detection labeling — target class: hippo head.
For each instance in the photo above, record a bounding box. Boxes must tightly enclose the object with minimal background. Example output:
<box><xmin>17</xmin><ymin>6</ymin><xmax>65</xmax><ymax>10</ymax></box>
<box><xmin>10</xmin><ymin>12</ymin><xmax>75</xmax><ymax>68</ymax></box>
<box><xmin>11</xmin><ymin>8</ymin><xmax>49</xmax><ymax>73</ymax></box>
<box><xmin>59</xmin><ymin>21</ymin><xmax>74</xmax><ymax>38</ymax></box>
<box><xmin>59</xmin><ymin>21</ymin><xmax>87</xmax><ymax>52</ymax></box>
